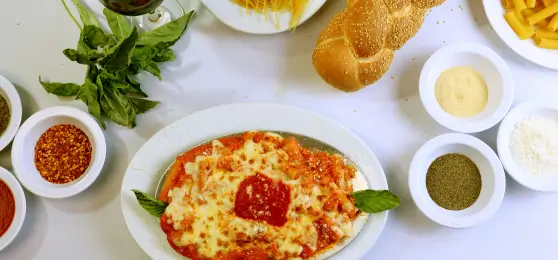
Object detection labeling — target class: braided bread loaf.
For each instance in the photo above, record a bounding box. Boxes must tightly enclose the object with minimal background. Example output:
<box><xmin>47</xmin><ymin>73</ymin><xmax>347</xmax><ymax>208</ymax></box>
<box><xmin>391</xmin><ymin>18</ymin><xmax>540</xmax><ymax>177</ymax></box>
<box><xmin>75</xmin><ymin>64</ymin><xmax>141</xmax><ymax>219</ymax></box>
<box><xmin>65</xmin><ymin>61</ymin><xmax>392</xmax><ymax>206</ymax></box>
<box><xmin>312</xmin><ymin>0</ymin><xmax>445</xmax><ymax>92</ymax></box>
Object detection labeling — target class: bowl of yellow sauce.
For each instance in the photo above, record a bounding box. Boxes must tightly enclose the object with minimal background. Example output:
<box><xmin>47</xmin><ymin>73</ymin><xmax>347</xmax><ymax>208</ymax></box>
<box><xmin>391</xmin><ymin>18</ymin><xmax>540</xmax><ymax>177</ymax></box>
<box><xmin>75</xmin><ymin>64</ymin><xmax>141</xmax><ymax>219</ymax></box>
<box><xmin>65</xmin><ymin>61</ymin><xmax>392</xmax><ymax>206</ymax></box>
<box><xmin>419</xmin><ymin>43</ymin><xmax>514</xmax><ymax>133</ymax></box>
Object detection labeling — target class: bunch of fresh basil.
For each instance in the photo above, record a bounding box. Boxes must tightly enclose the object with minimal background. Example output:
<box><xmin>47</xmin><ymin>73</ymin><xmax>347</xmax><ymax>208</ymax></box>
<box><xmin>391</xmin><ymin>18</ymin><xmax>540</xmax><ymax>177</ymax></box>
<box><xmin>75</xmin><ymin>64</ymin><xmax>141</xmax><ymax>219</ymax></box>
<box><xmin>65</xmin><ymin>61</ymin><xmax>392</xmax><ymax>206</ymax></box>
<box><xmin>40</xmin><ymin>0</ymin><xmax>194</xmax><ymax>129</ymax></box>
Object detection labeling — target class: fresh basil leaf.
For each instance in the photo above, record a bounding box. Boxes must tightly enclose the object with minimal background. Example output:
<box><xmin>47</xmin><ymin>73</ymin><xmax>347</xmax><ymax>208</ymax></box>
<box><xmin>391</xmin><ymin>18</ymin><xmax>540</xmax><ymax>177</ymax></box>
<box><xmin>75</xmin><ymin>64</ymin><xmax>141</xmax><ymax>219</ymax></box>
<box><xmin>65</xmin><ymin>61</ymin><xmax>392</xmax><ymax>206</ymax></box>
<box><xmin>99</xmin><ymin>27</ymin><xmax>139</xmax><ymax>71</ymax></box>
<box><xmin>78</xmin><ymin>81</ymin><xmax>105</xmax><ymax>129</ymax></box>
<box><xmin>125</xmin><ymin>62</ymin><xmax>141</xmax><ymax>75</ymax></box>
<box><xmin>99</xmin><ymin>87</ymin><xmax>136</xmax><ymax>127</ymax></box>
<box><xmin>39</xmin><ymin>77</ymin><xmax>81</xmax><ymax>96</ymax></box>
<box><xmin>103</xmin><ymin>8</ymin><xmax>133</xmax><ymax>41</ymax></box>
<box><xmin>131</xmin><ymin>41</ymin><xmax>172</xmax><ymax>62</ymax></box>
<box><xmin>153</xmin><ymin>48</ymin><xmax>176</xmax><ymax>62</ymax></box>
<box><xmin>98</xmin><ymin>70</ymin><xmax>147</xmax><ymax>97</ymax></box>
<box><xmin>61</xmin><ymin>0</ymin><xmax>82</xmax><ymax>30</ymax></box>
<box><xmin>137</xmin><ymin>60</ymin><xmax>161</xmax><ymax>80</ymax></box>
<box><xmin>63</xmin><ymin>48</ymin><xmax>102</xmax><ymax>65</ymax></box>
<box><xmin>131</xmin><ymin>189</ymin><xmax>168</xmax><ymax>217</ymax></box>
<box><xmin>86</xmin><ymin>65</ymin><xmax>99</xmax><ymax>83</ymax></box>
<box><xmin>351</xmin><ymin>190</ymin><xmax>401</xmax><ymax>213</ymax></box>
<box><xmin>82</xmin><ymin>25</ymin><xmax>110</xmax><ymax>49</ymax></box>
<box><xmin>129</xmin><ymin>97</ymin><xmax>159</xmax><ymax>114</ymax></box>
<box><xmin>71</xmin><ymin>0</ymin><xmax>100</xmax><ymax>27</ymax></box>
<box><xmin>124</xmin><ymin>74</ymin><xmax>141</xmax><ymax>90</ymax></box>
<box><xmin>136</xmin><ymin>11</ymin><xmax>194</xmax><ymax>46</ymax></box>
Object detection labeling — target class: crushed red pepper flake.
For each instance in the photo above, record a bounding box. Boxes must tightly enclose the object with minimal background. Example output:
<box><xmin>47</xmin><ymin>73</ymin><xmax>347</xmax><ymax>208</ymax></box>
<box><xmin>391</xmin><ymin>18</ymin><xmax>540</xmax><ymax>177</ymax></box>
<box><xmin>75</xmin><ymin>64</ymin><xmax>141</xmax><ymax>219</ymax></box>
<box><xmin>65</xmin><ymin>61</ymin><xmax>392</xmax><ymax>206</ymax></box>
<box><xmin>34</xmin><ymin>124</ymin><xmax>92</xmax><ymax>184</ymax></box>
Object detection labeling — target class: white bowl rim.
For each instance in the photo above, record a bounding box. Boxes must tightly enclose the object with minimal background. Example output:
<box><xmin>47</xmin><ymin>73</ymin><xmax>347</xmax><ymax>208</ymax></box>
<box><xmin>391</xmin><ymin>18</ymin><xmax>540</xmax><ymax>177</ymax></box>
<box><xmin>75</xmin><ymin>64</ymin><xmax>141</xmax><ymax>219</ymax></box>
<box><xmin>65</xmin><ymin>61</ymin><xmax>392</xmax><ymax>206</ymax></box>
<box><xmin>11</xmin><ymin>106</ymin><xmax>106</xmax><ymax>199</ymax></box>
<box><xmin>0</xmin><ymin>166</ymin><xmax>26</xmax><ymax>252</ymax></box>
<box><xmin>200</xmin><ymin>0</ymin><xmax>327</xmax><ymax>34</ymax></box>
<box><xmin>409</xmin><ymin>133</ymin><xmax>506</xmax><ymax>228</ymax></box>
<box><xmin>497</xmin><ymin>102</ymin><xmax>558</xmax><ymax>192</ymax></box>
<box><xmin>419</xmin><ymin>42</ymin><xmax>515</xmax><ymax>134</ymax></box>
<box><xmin>120</xmin><ymin>102</ymin><xmax>389</xmax><ymax>260</ymax></box>
<box><xmin>0</xmin><ymin>75</ymin><xmax>22</xmax><ymax>152</ymax></box>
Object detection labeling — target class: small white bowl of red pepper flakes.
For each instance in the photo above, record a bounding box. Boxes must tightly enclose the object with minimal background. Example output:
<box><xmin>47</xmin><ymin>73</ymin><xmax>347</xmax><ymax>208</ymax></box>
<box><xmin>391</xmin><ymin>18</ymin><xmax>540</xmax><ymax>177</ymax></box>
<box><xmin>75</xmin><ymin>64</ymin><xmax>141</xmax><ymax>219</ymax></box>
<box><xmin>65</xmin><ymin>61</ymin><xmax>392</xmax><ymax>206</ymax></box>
<box><xmin>11</xmin><ymin>106</ymin><xmax>106</xmax><ymax>199</ymax></box>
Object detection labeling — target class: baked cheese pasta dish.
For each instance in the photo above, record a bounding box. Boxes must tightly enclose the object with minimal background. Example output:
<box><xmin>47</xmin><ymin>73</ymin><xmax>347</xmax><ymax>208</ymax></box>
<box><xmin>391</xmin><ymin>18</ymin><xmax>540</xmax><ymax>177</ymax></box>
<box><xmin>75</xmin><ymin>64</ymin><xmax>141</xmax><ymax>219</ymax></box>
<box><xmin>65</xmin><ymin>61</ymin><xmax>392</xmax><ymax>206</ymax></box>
<box><xmin>132</xmin><ymin>131</ymin><xmax>400</xmax><ymax>260</ymax></box>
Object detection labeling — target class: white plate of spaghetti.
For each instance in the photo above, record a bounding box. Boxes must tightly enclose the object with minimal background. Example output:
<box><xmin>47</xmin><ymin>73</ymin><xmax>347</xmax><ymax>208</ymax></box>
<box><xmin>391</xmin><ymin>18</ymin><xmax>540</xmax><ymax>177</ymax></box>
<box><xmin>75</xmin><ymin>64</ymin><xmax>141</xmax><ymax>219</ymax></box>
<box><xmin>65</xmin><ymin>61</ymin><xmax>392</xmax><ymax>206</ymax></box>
<box><xmin>201</xmin><ymin>0</ymin><xmax>327</xmax><ymax>34</ymax></box>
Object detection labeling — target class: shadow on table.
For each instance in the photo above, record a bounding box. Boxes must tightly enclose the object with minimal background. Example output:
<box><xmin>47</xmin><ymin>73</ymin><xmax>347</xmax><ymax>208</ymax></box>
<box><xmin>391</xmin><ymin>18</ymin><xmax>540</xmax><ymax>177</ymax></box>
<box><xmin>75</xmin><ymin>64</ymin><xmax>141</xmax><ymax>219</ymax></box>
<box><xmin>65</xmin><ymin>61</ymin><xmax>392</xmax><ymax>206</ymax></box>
<box><xmin>193</xmin><ymin>1</ymin><xmax>343</xmax><ymax>97</ymax></box>
<box><xmin>355</xmin><ymin>131</ymin><xmax>442</xmax><ymax>234</ymax></box>
<box><xmin>0</xmin><ymin>189</ymin><xmax>47</xmax><ymax>259</ymax></box>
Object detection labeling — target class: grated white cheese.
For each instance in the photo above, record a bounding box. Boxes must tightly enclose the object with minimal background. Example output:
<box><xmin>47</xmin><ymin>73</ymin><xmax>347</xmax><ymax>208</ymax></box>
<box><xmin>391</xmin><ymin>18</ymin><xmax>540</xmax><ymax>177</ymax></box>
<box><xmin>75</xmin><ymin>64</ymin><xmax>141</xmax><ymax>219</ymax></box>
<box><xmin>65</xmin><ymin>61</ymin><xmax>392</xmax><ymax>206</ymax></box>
<box><xmin>510</xmin><ymin>116</ymin><xmax>558</xmax><ymax>175</ymax></box>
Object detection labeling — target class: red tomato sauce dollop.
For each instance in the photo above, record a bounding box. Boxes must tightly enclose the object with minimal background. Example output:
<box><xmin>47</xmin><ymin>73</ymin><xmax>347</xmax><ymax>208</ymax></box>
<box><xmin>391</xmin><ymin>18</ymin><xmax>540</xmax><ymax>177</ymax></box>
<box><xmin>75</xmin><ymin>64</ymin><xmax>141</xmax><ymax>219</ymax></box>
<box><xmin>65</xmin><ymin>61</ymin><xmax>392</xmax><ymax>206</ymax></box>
<box><xmin>234</xmin><ymin>173</ymin><xmax>291</xmax><ymax>226</ymax></box>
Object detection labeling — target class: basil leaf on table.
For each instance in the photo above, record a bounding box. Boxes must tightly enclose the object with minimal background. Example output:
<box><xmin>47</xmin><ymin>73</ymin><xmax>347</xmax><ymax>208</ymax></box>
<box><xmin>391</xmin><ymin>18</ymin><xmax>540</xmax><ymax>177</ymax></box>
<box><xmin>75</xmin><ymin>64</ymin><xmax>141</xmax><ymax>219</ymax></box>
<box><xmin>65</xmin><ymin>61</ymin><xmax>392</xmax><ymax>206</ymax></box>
<box><xmin>99</xmin><ymin>87</ymin><xmax>136</xmax><ymax>127</ymax></box>
<box><xmin>153</xmin><ymin>48</ymin><xmax>176</xmax><ymax>62</ymax></box>
<box><xmin>98</xmin><ymin>70</ymin><xmax>147</xmax><ymax>97</ymax></box>
<box><xmin>132</xmin><ymin>189</ymin><xmax>168</xmax><ymax>217</ymax></box>
<box><xmin>86</xmin><ymin>65</ymin><xmax>99</xmax><ymax>82</ymax></box>
<box><xmin>128</xmin><ymin>97</ymin><xmax>160</xmax><ymax>114</ymax></box>
<box><xmin>136</xmin><ymin>11</ymin><xmax>195</xmax><ymax>46</ymax></box>
<box><xmin>103</xmin><ymin>8</ymin><xmax>133</xmax><ymax>41</ymax></box>
<box><xmin>131</xmin><ymin>41</ymin><xmax>172</xmax><ymax>62</ymax></box>
<box><xmin>39</xmin><ymin>77</ymin><xmax>81</xmax><ymax>96</ymax></box>
<box><xmin>351</xmin><ymin>190</ymin><xmax>401</xmax><ymax>213</ymax></box>
<box><xmin>82</xmin><ymin>25</ymin><xmax>110</xmax><ymax>49</ymax></box>
<box><xmin>137</xmin><ymin>60</ymin><xmax>162</xmax><ymax>80</ymax></box>
<box><xmin>99</xmin><ymin>27</ymin><xmax>139</xmax><ymax>71</ymax></box>
<box><xmin>63</xmin><ymin>48</ymin><xmax>102</xmax><ymax>65</ymax></box>
<box><xmin>78</xmin><ymin>81</ymin><xmax>105</xmax><ymax>129</ymax></box>
<box><xmin>70</xmin><ymin>0</ymin><xmax>100</xmax><ymax>27</ymax></box>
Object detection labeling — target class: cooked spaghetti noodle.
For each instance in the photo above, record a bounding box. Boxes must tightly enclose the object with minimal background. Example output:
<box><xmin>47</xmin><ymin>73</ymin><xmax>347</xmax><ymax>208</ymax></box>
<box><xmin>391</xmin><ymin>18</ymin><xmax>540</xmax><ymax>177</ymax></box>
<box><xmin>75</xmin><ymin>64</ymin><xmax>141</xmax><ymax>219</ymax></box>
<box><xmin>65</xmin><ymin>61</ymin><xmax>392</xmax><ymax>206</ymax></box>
<box><xmin>231</xmin><ymin>0</ymin><xmax>310</xmax><ymax>30</ymax></box>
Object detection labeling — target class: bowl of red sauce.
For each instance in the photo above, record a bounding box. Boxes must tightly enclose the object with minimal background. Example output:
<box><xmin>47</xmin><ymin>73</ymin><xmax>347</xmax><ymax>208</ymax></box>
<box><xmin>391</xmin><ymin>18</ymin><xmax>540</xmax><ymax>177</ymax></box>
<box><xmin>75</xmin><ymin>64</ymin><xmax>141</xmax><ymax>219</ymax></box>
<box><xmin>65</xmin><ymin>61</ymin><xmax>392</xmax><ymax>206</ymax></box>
<box><xmin>0</xmin><ymin>167</ymin><xmax>26</xmax><ymax>251</ymax></box>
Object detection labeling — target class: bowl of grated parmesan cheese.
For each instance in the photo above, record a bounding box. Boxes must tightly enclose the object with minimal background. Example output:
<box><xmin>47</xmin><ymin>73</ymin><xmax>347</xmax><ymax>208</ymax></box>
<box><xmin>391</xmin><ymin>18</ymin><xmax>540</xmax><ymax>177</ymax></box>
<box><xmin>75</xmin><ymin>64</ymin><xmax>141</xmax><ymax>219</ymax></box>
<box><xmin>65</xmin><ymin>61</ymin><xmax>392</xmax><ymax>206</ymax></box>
<box><xmin>497</xmin><ymin>102</ymin><xmax>558</xmax><ymax>192</ymax></box>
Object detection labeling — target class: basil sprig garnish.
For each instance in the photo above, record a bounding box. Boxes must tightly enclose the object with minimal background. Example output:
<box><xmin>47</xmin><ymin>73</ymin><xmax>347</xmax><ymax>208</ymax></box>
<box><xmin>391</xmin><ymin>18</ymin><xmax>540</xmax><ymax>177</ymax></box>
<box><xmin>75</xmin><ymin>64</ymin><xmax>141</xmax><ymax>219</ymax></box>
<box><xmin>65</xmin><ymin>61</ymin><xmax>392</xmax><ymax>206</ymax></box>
<box><xmin>132</xmin><ymin>189</ymin><xmax>168</xmax><ymax>217</ymax></box>
<box><xmin>40</xmin><ymin>0</ymin><xmax>194</xmax><ymax>129</ymax></box>
<box><xmin>351</xmin><ymin>190</ymin><xmax>401</xmax><ymax>213</ymax></box>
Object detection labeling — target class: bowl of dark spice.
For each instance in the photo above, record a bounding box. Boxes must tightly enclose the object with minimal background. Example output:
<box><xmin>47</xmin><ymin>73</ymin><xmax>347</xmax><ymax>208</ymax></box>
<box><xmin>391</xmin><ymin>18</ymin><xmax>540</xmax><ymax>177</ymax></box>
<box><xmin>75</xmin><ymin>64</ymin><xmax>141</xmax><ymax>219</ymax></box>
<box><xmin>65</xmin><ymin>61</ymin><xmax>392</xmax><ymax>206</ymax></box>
<box><xmin>409</xmin><ymin>133</ymin><xmax>506</xmax><ymax>228</ymax></box>
<box><xmin>11</xmin><ymin>106</ymin><xmax>106</xmax><ymax>199</ymax></box>
<box><xmin>0</xmin><ymin>75</ymin><xmax>22</xmax><ymax>151</ymax></box>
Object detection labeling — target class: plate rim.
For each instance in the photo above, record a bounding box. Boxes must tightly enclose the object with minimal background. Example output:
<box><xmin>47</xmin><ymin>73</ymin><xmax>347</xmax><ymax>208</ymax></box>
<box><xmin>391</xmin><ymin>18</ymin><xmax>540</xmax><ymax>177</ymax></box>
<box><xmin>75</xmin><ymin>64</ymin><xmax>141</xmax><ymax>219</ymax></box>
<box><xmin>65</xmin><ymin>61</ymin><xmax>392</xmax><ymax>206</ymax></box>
<box><xmin>120</xmin><ymin>102</ymin><xmax>389</xmax><ymax>260</ymax></box>
<box><xmin>200</xmin><ymin>0</ymin><xmax>327</xmax><ymax>34</ymax></box>
<box><xmin>483</xmin><ymin>0</ymin><xmax>558</xmax><ymax>70</ymax></box>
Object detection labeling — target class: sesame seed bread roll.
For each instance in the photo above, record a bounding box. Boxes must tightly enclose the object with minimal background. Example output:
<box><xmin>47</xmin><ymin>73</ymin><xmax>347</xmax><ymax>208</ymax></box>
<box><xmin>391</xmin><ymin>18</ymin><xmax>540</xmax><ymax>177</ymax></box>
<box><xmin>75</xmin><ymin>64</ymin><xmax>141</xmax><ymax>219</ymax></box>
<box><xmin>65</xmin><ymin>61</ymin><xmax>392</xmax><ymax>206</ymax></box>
<box><xmin>312</xmin><ymin>0</ymin><xmax>445</xmax><ymax>92</ymax></box>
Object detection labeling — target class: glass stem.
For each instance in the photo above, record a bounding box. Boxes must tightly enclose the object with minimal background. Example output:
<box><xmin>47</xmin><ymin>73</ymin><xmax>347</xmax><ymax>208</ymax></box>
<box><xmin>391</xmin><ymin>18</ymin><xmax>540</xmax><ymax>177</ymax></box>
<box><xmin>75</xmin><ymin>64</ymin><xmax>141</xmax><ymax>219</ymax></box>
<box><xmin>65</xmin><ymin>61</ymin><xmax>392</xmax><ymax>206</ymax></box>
<box><xmin>147</xmin><ymin>8</ymin><xmax>163</xmax><ymax>23</ymax></box>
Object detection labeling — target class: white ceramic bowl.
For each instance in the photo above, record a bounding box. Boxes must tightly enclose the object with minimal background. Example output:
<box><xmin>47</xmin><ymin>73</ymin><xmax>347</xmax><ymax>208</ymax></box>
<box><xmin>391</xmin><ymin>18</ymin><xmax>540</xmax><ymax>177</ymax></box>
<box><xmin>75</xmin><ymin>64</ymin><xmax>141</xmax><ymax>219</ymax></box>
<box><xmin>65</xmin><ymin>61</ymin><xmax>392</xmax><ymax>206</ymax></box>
<box><xmin>483</xmin><ymin>0</ymin><xmax>558</xmax><ymax>70</ymax></box>
<box><xmin>420</xmin><ymin>43</ymin><xmax>514</xmax><ymax>133</ymax></box>
<box><xmin>497</xmin><ymin>102</ymin><xmax>558</xmax><ymax>192</ymax></box>
<box><xmin>201</xmin><ymin>0</ymin><xmax>327</xmax><ymax>34</ymax></box>
<box><xmin>0</xmin><ymin>167</ymin><xmax>26</xmax><ymax>252</ymax></box>
<box><xmin>11</xmin><ymin>106</ymin><xmax>106</xmax><ymax>199</ymax></box>
<box><xmin>0</xmin><ymin>75</ymin><xmax>22</xmax><ymax>151</ymax></box>
<box><xmin>409</xmin><ymin>133</ymin><xmax>506</xmax><ymax>228</ymax></box>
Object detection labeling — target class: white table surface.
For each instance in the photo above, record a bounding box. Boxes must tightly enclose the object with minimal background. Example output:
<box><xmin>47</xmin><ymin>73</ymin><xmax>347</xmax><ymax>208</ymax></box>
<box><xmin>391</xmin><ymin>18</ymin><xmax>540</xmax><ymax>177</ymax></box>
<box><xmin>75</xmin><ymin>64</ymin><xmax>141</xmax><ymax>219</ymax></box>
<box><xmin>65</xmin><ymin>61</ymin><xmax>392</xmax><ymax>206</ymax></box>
<box><xmin>1</xmin><ymin>0</ymin><xmax>558</xmax><ymax>259</ymax></box>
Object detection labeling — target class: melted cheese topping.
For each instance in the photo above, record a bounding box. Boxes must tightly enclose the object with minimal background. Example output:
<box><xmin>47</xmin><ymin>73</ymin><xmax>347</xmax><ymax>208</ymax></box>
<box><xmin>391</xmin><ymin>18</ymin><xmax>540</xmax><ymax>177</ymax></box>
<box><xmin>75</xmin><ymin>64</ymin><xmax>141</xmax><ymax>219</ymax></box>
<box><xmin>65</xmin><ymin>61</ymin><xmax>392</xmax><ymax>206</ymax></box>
<box><xmin>164</xmin><ymin>132</ymin><xmax>361</xmax><ymax>259</ymax></box>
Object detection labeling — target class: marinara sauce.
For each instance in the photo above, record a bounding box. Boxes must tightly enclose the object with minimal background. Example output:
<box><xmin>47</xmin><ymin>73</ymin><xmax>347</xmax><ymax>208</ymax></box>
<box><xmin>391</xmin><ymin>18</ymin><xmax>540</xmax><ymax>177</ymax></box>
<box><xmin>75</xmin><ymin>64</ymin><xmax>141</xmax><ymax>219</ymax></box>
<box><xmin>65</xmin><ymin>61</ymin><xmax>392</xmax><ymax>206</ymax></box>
<box><xmin>0</xmin><ymin>180</ymin><xmax>15</xmax><ymax>237</ymax></box>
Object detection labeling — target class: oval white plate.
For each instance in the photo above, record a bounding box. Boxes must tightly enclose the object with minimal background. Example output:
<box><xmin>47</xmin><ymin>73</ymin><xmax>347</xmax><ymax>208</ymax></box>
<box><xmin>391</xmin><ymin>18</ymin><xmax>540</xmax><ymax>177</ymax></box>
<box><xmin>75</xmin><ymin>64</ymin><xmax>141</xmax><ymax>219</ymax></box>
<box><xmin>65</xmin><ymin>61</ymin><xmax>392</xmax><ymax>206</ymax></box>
<box><xmin>483</xmin><ymin>0</ymin><xmax>558</xmax><ymax>69</ymax></box>
<box><xmin>121</xmin><ymin>103</ymin><xmax>388</xmax><ymax>259</ymax></box>
<box><xmin>0</xmin><ymin>167</ymin><xmax>26</xmax><ymax>252</ymax></box>
<box><xmin>497</xmin><ymin>102</ymin><xmax>558</xmax><ymax>191</ymax></box>
<box><xmin>201</xmin><ymin>0</ymin><xmax>327</xmax><ymax>34</ymax></box>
